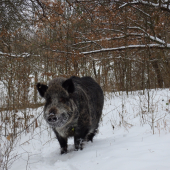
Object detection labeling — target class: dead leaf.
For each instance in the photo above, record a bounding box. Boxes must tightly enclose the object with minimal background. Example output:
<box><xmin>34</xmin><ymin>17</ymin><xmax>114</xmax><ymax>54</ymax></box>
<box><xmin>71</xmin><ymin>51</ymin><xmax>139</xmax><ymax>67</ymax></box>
<box><xmin>7</xmin><ymin>135</ymin><xmax>11</xmax><ymax>141</ymax></box>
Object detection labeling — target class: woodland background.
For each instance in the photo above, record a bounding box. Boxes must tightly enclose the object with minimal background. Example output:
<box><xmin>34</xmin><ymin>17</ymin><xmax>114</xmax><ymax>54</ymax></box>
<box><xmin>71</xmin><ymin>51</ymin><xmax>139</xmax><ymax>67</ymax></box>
<box><xmin>0</xmin><ymin>0</ymin><xmax>170</xmax><ymax>150</ymax></box>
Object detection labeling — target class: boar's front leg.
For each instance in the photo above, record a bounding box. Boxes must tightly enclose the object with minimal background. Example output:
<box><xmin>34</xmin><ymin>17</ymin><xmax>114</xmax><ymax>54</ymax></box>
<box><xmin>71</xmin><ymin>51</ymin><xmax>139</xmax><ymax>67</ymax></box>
<box><xmin>74</xmin><ymin>136</ymin><xmax>83</xmax><ymax>151</ymax></box>
<box><xmin>74</xmin><ymin>127</ymin><xmax>89</xmax><ymax>151</ymax></box>
<box><xmin>52</xmin><ymin>128</ymin><xmax>68</xmax><ymax>154</ymax></box>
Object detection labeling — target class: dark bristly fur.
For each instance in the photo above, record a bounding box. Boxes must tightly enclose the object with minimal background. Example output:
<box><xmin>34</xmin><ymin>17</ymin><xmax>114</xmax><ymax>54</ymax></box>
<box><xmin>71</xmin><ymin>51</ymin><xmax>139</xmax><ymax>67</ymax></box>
<box><xmin>36</xmin><ymin>76</ymin><xmax>104</xmax><ymax>154</ymax></box>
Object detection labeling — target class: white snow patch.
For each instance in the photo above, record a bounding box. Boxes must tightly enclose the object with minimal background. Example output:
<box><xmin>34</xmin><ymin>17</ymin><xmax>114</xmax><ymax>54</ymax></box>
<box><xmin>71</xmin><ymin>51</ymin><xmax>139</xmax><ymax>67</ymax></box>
<box><xmin>4</xmin><ymin>89</ymin><xmax>170</xmax><ymax>170</ymax></box>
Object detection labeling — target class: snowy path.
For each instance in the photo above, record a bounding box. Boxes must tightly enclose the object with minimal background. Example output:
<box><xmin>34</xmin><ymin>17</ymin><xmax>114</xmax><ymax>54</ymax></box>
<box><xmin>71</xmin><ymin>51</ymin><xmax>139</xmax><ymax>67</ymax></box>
<box><xmin>10</xmin><ymin>90</ymin><xmax>170</xmax><ymax>170</ymax></box>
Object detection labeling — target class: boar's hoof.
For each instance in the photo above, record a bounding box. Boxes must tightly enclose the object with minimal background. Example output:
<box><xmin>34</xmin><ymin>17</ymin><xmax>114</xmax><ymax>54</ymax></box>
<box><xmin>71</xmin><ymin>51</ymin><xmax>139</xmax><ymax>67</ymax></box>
<box><xmin>75</xmin><ymin>142</ymin><xmax>84</xmax><ymax>151</ymax></box>
<box><xmin>61</xmin><ymin>147</ymin><xmax>67</xmax><ymax>154</ymax></box>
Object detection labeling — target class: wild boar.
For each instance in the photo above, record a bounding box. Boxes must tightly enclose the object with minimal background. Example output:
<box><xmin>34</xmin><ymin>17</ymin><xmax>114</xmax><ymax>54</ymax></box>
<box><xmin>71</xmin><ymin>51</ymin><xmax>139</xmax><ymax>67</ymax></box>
<box><xmin>36</xmin><ymin>76</ymin><xmax>104</xmax><ymax>154</ymax></box>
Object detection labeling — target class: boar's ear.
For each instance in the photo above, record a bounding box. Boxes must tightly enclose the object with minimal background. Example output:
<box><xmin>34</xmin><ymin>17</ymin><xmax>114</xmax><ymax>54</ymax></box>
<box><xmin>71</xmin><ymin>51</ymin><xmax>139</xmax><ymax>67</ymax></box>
<box><xmin>36</xmin><ymin>83</ymin><xmax>48</xmax><ymax>97</ymax></box>
<box><xmin>62</xmin><ymin>79</ymin><xmax>75</xmax><ymax>93</ymax></box>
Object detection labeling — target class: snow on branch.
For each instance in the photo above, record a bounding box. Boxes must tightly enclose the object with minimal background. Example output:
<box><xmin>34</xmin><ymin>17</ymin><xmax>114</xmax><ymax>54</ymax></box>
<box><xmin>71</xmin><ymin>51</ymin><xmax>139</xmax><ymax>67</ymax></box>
<box><xmin>119</xmin><ymin>0</ymin><xmax>170</xmax><ymax>12</ymax></box>
<box><xmin>0</xmin><ymin>52</ymin><xmax>39</xmax><ymax>58</ymax></box>
<box><xmin>81</xmin><ymin>44</ymin><xmax>170</xmax><ymax>55</ymax></box>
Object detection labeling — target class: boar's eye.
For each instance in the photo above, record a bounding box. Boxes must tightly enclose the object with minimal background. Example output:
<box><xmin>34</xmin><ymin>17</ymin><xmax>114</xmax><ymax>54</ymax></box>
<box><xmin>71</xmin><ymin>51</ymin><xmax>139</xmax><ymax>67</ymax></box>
<box><xmin>59</xmin><ymin>97</ymin><xmax>67</xmax><ymax>104</ymax></box>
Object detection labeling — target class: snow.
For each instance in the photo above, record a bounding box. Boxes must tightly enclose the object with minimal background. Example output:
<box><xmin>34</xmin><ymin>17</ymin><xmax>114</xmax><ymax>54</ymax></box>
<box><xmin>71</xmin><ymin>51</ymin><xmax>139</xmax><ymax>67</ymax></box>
<box><xmin>82</xmin><ymin>44</ymin><xmax>170</xmax><ymax>55</ymax></box>
<box><xmin>119</xmin><ymin>0</ymin><xmax>170</xmax><ymax>9</ymax></box>
<box><xmin>4</xmin><ymin>89</ymin><xmax>170</xmax><ymax>170</ymax></box>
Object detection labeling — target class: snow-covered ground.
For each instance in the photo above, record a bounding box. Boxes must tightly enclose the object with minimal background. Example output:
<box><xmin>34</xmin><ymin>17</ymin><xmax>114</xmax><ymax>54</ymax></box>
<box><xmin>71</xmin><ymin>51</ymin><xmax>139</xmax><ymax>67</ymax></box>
<box><xmin>4</xmin><ymin>89</ymin><xmax>170</xmax><ymax>170</ymax></box>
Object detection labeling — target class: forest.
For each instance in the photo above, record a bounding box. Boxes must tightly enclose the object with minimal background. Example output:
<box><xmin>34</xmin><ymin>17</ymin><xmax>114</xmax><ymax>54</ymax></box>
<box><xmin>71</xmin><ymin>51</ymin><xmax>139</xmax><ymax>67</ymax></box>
<box><xmin>0</xmin><ymin>0</ymin><xmax>170</xmax><ymax>169</ymax></box>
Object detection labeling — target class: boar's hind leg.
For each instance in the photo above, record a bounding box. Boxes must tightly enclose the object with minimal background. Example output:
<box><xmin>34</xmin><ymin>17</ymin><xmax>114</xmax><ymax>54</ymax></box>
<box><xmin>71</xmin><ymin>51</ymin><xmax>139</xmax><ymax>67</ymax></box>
<box><xmin>87</xmin><ymin>128</ymin><xmax>98</xmax><ymax>142</ymax></box>
<box><xmin>52</xmin><ymin>128</ymin><xmax>68</xmax><ymax>154</ymax></box>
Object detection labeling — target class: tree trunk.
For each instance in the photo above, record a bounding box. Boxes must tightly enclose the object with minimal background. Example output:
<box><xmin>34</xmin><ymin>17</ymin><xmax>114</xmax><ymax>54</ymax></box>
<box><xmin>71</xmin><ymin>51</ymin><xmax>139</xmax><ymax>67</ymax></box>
<box><xmin>151</xmin><ymin>60</ymin><xmax>163</xmax><ymax>88</ymax></box>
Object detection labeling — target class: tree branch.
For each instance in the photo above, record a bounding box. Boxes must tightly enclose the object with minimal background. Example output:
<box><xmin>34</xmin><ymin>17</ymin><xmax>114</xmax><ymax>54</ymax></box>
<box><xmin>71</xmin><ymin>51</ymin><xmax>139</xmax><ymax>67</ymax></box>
<box><xmin>82</xmin><ymin>44</ymin><xmax>170</xmax><ymax>55</ymax></box>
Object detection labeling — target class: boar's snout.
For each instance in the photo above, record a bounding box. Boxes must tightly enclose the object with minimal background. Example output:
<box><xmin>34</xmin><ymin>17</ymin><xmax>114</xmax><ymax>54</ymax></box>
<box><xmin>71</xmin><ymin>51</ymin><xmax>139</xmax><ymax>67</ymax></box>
<box><xmin>47</xmin><ymin>108</ymin><xmax>58</xmax><ymax>123</ymax></box>
<box><xmin>48</xmin><ymin>115</ymin><xmax>58</xmax><ymax>122</ymax></box>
